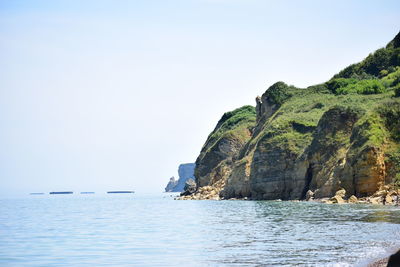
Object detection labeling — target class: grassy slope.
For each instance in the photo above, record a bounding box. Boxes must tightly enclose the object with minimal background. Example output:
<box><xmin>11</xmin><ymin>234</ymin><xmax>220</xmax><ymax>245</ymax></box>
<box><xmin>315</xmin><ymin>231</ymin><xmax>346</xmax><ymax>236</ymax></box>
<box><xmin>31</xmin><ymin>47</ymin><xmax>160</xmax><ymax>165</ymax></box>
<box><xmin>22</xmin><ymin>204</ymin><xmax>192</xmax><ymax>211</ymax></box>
<box><xmin>244</xmin><ymin>32</ymin><xmax>400</xmax><ymax>186</ymax></box>
<box><xmin>200</xmin><ymin>105</ymin><xmax>256</xmax><ymax>156</ymax></box>
<box><xmin>196</xmin><ymin>31</ymin><xmax>400</xmax><ymax>191</ymax></box>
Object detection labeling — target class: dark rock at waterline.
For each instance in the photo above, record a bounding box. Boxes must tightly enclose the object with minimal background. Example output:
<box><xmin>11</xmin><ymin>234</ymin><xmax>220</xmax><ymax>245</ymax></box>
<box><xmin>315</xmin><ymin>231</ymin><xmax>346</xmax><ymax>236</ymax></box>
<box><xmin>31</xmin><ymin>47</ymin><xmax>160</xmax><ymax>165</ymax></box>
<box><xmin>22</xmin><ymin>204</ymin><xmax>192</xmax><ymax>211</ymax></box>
<box><xmin>188</xmin><ymin>32</ymin><xmax>400</xmax><ymax>201</ymax></box>
<box><xmin>165</xmin><ymin>176</ymin><xmax>178</xmax><ymax>192</ymax></box>
<box><xmin>180</xmin><ymin>179</ymin><xmax>196</xmax><ymax>196</ymax></box>
<box><xmin>387</xmin><ymin>249</ymin><xmax>400</xmax><ymax>267</ymax></box>
<box><xmin>165</xmin><ymin>163</ymin><xmax>195</xmax><ymax>192</ymax></box>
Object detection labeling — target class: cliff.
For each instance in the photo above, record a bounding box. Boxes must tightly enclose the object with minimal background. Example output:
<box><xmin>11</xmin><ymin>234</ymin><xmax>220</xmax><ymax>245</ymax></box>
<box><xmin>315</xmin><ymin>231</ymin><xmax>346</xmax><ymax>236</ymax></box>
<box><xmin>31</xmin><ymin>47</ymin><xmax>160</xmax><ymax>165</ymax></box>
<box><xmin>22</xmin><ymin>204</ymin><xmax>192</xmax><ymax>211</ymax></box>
<box><xmin>165</xmin><ymin>177</ymin><xmax>178</xmax><ymax>192</ymax></box>
<box><xmin>180</xmin><ymin>31</ymin><xmax>400</xmax><ymax>203</ymax></box>
<box><xmin>165</xmin><ymin>163</ymin><xmax>195</xmax><ymax>192</ymax></box>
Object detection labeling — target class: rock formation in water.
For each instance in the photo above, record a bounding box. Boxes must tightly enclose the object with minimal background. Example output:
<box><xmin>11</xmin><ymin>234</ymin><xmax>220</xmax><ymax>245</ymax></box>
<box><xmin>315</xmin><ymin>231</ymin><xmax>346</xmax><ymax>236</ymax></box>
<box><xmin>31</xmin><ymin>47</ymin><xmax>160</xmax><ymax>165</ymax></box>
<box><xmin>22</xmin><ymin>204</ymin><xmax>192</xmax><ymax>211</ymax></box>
<box><xmin>180</xmin><ymin>31</ymin><xmax>400</xmax><ymax>203</ymax></box>
<box><xmin>165</xmin><ymin>177</ymin><xmax>178</xmax><ymax>192</ymax></box>
<box><xmin>165</xmin><ymin>163</ymin><xmax>195</xmax><ymax>192</ymax></box>
<box><xmin>180</xmin><ymin>178</ymin><xmax>196</xmax><ymax>196</ymax></box>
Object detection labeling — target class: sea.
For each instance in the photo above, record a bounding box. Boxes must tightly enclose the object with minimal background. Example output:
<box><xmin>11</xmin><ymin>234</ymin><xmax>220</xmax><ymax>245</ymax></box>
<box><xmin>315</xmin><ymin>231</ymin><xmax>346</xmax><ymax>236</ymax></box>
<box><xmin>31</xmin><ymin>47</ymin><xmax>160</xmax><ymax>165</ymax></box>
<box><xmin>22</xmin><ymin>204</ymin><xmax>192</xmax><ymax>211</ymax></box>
<box><xmin>0</xmin><ymin>193</ymin><xmax>399</xmax><ymax>267</ymax></box>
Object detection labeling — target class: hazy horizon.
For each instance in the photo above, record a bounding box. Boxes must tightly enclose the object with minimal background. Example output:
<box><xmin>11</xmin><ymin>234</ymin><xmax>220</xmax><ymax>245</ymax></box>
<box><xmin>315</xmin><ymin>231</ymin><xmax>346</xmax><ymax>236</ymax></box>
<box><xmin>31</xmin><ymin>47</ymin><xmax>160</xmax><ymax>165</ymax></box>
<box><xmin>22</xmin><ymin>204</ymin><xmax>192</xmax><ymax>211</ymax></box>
<box><xmin>1</xmin><ymin>0</ymin><xmax>399</xmax><ymax>196</ymax></box>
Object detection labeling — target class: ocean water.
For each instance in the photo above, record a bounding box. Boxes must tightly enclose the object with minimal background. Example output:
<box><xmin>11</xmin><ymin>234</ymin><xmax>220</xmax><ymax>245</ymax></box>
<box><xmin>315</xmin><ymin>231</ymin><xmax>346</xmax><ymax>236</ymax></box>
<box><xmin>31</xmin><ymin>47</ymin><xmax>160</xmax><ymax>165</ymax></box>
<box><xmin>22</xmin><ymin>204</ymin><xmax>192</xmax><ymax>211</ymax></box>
<box><xmin>0</xmin><ymin>194</ymin><xmax>399</xmax><ymax>267</ymax></box>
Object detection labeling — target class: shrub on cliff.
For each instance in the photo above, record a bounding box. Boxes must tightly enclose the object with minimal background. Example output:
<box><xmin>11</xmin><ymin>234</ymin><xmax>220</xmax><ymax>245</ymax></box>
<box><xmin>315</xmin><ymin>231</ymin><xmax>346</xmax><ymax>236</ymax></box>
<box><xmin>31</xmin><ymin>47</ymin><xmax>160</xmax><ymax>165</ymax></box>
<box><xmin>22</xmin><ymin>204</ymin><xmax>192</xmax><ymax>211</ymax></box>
<box><xmin>334</xmin><ymin>79</ymin><xmax>385</xmax><ymax>95</ymax></box>
<box><xmin>217</xmin><ymin>105</ymin><xmax>256</xmax><ymax>129</ymax></box>
<box><xmin>265</xmin><ymin>82</ymin><xmax>294</xmax><ymax>105</ymax></box>
<box><xmin>382</xmin><ymin>67</ymin><xmax>400</xmax><ymax>87</ymax></box>
<box><xmin>333</xmin><ymin>32</ymin><xmax>400</xmax><ymax>79</ymax></box>
<box><xmin>205</xmin><ymin>105</ymin><xmax>256</xmax><ymax>151</ymax></box>
<box><xmin>379</xmin><ymin>101</ymin><xmax>400</xmax><ymax>141</ymax></box>
<box><xmin>395</xmin><ymin>85</ymin><xmax>400</xmax><ymax>97</ymax></box>
<box><xmin>326</xmin><ymin>78</ymin><xmax>357</xmax><ymax>94</ymax></box>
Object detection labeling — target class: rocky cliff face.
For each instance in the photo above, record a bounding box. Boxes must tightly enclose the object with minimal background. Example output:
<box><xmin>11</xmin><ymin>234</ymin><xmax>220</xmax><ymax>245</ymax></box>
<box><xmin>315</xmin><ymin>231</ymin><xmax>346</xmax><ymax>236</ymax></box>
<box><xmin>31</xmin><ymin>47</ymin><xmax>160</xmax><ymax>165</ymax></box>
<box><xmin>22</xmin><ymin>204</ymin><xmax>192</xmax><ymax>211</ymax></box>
<box><xmin>174</xmin><ymin>163</ymin><xmax>195</xmax><ymax>192</ymax></box>
<box><xmin>165</xmin><ymin>163</ymin><xmax>195</xmax><ymax>192</ymax></box>
<box><xmin>165</xmin><ymin>177</ymin><xmax>178</xmax><ymax>192</ymax></box>
<box><xmin>182</xmin><ymin>32</ymin><xmax>400</xmax><ymax>201</ymax></box>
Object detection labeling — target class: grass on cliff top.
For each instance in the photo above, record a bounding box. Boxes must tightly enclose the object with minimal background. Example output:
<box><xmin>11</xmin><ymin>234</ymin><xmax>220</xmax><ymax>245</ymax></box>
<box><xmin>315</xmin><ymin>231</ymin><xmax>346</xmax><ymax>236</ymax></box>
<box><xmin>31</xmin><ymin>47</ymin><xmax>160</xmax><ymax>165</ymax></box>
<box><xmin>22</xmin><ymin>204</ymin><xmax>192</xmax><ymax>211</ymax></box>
<box><xmin>248</xmin><ymin>87</ymin><xmax>397</xmax><ymax>156</ymax></box>
<box><xmin>247</xmin><ymin>32</ymin><xmax>400</xmax><ymax>154</ymax></box>
<box><xmin>333</xmin><ymin>31</ymin><xmax>400</xmax><ymax>79</ymax></box>
<box><xmin>201</xmin><ymin>105</ymin><xmax>256</xmax><ymax>155</ymax></box>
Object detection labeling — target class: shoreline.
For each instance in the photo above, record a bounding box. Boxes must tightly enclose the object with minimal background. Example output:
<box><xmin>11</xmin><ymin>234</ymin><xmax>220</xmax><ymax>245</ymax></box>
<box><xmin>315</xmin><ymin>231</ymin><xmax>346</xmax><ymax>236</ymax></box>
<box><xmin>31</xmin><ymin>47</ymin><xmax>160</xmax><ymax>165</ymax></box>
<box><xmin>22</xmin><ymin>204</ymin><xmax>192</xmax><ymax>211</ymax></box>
<box><xmin>177</xmin><ymin>197</ymin><xmax>400</xmax><ymax>206</ymax></box>
<box><xmin>177</xmin><ymin>185</ymin><xmax>400</xmax><ymax>206</ymax></box>
<box><xmin>367</xmin><ymin>257</ymin><xmax>388</xmax><ymax>267</ymax></box>
<box><xmin>177</xmin><ymin>194</ymin><xmax>400</xmax><ymax>206</ymax></box>
<box><xmin>367</xmin><ymin>249</ymin><xmax>400</xmax><ymax>267</ymax></box>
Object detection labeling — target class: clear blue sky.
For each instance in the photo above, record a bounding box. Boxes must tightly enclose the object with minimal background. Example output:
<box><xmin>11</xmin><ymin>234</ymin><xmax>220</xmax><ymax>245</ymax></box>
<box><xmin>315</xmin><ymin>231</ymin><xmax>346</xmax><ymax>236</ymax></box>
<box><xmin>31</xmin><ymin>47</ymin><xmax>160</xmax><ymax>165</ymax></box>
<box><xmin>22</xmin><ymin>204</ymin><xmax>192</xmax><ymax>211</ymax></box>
<box><xmin>0</xmin><ymin>0</ymin><xmax>399</xmax><ymax>196</ymax></box>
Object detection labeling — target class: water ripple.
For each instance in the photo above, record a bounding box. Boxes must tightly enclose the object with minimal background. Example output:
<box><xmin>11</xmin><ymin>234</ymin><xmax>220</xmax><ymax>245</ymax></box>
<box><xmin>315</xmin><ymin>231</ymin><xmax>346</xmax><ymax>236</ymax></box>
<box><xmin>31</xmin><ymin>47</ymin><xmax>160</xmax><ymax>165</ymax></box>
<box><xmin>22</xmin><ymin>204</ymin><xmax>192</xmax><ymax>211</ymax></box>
<box><xmin>0</xmin><ymin>195</ymin><xmax>399</xmax><ymax>266</ymax></box>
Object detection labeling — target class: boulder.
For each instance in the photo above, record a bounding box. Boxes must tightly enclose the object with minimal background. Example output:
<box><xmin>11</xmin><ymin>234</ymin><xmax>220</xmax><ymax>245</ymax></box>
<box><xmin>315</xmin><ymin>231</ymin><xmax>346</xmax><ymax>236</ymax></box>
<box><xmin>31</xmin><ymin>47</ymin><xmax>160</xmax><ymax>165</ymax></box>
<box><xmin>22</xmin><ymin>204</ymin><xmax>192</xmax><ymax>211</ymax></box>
<box><xmin>369</xmin><ymin>197</ymin><xmax>381</xmax><ymax>204</ymax></box>
<box><xmin>374</xmin><ymin>190</ymin><xmax>388</xmax><ymax>197</ymax></box>
<box><xmin>335</xmin><ymin>189</ymin><xmax>346</xmax><ymax>198</ymax></box>
<box><xmin>348</xmin><ymin>195</ymin><xmax>358</xmax><ymax>203</ymax></box>
<box><xmin>330</xmin><ymin>195</ymin><xmax>345</xmax><ymax>204</ymax></box>
<box><xmin>322</xmin><ymin>198</ymin><xmax>333</xmax><ymax>204</ymax></box>
<box><xmin>306</xmin><ymin>190</ymin><xmax>314</xmax><ymax>201</ymax></box>
<box><xmin>180</xmin><ymin>178</ymin><xmax>196</xmax><ymax>196</ymax></box>
<box><xmin>385</xmin><ymin>195</ymin><xmax>393</xmax><ymax>204</ymax></box>
<box><xmin>388</xmin><ymin>249</ymin><xmax>400</xmax><ymax>267</ymax></box>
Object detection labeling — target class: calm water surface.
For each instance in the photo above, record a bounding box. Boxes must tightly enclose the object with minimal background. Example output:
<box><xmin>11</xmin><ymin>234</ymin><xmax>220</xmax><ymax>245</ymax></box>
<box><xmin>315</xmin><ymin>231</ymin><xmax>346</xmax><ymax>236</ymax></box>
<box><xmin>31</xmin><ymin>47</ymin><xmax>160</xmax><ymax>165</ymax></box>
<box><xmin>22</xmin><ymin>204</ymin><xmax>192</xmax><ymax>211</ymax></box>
<box><xmin>0</xmin><ymin>194</ymin><xmax>399</xmax><ymax>266</ymax></box>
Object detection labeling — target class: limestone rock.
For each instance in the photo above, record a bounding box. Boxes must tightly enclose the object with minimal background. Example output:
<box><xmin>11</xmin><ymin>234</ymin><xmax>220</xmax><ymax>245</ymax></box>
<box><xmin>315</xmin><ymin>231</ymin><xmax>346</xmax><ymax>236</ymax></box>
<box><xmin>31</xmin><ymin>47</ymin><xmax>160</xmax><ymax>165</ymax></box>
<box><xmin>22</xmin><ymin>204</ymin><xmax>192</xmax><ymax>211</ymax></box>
<box><xmin>165</xmin><ymin>177</ymin><xmax>178</xmax><ymax>192</ymax></box>
<box><xmin>348</xmin><ymin>195</ymin><xmax>358</xmax><ymax>203</ymax></box>
<box><xmin>330</xmin><ymin>195</ymin><xmax>345</xmax><ymax>204</ymax></box>
<box><xmin>174</xmin><ymin>163</ymin><xmax>195</xmax><ymax>192</ymax></box>
<box><xmin>373</xmin><ymin>190</ymin><xmax>388</xmax><ymax>197</ymax></box>
<box><xmin>165</xmin><ymin>163</ymin><xmax>195</xmax><ymax>192</ymax></box>
<box><xmin>335</xmin><ymin>189</ymin><xmax>346</xmax><ymax>198</ymax></box>
<box><xmin>178</xmin><ymin>33</ymin><xmax>400</xmax><ymax>202</ymax></box>
<box><xmin>306</xmin><ymin>190</ymin><xmax>314</xmax><ymax>201</ymax></box>
<box><xmin>180</xmin><ymin>179</ymin><xmax>196</xmax><ymax>196</ymax></box>
<box><xmin>369</xmin><ymin>197</ymin><xmax>381</xmax><ymax>205</ymax></box>
<box><xmin>385</xmin><ymin>195</ymin><xmax>393</xmax><ymax>204</ymax></box>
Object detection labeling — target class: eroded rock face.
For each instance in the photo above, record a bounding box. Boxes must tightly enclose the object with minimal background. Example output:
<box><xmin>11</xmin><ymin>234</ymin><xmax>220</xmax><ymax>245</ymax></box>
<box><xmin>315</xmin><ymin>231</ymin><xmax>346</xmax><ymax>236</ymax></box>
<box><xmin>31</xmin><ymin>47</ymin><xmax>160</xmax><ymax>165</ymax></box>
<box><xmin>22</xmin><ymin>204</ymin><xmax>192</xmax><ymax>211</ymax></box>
<box><xmin>183</xmin><ymin>33</ymin><xmax>400</xmax><ymax>201</ymax></box>
<box><xmin>353</xmin><ymin>147</ymin><xmax>386</xmax><ymax>197</ymax></box>
<box><xmin>196</xmin><ymin>137</ymin><xmax>244</xmax><ymax>187</ymax></box>
<box><xmin>193</xmin><ymin>106</ymin><xmax>256</xmax><ymax>191</ymax></box>
<box><xmin>174</xmin><ymin>163</ymin><xmax>195</xmax><ymax>192</ymax></box>
<box><xmin>221</xmin><ymin>156</ymin><xmax>252</xmax><ymax>199</ymax></box>
<box><xmin>191</xmin><ymin>98</ymin><xmax>398</xmax><ymax>201</ymax></box>
<box><xmin>180</xmin><ymin>178</ymin><xmax>196</xmax><ymax>196</ymax></box>
<box><xmin>165</xmin><ymin>177</ymin><xmax>177</xmax><ymax>192</ymax></box>
<box><xmin>306</xmin><ymin>190</ymin><xmax>314</xmax><ymax>201</ymax></box>
<box><xmin>250</xmin><ymin>144</ymin><xmax>308</xmax><ymax>200</ymax></box>
<box><xmin>306</xmin><ymin>107</ymin><xmax>362</xmax><ymax>198</ymax></box>
<box><xmin>165</xmin><ymin>163</ymin><xmax>195</xmax><ymax>192</ymax></box>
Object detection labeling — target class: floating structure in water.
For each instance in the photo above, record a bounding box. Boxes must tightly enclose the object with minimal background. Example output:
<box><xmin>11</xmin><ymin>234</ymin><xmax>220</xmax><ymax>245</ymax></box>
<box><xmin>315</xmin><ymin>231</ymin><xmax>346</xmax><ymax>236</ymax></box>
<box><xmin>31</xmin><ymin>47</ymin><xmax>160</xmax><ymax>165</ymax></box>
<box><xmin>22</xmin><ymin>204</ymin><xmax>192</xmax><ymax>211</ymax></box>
<box><xmin>107</xmin><ymin>191</ymin><xmax>135</xmax><ymax>194</ymax></box>
<box><xmin>80</xmin><ymin>192</ymin><xmax>95</xmax><ymax>194</ymax></box>
<box><xmin>49</xmin><ymin>191</ymin><xmax>73</xmax><ymax>194</ymax></box>
<box><xmin>30</xmin><ymin>193</ymin><xmax>45</xmax><ymax>195</ymax></box>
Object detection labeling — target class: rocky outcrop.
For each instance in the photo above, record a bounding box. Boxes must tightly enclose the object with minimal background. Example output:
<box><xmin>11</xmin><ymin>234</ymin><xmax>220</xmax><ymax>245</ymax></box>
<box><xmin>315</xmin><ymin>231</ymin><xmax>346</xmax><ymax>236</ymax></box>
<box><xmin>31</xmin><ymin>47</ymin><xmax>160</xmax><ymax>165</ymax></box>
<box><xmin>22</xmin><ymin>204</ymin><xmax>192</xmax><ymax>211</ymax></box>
<box><xmin>181</xmin><ymin>32</ymin><xmax>400</xmax><ymax>202</ymax></box>
<box><xmin>180</xmin><ymin>179</ymin><xmax>196</xmax><ymax>196</ymax></box>
<box><xmin>195</xmin><ymin>106</ymin><xmax>256</xmax><ymax>188</ymax></box>
<box><xmin>165</xmin><ymin>177</ymin><xmax>177</xmax><ymax>192</ymax></box>
<box><xmin>178</xmin><ymin>106</ymin><xmax>256</xmax><ymax>200</ymax></box>
<box><xmin>165</xmin><ymin>163</ymin><xmax>195</xmax><ymax>192</ymax></box>
<box><xmin>174</xmin><ymin>163</ymin><xmax>195</xmax><ymax>192</ymax></box>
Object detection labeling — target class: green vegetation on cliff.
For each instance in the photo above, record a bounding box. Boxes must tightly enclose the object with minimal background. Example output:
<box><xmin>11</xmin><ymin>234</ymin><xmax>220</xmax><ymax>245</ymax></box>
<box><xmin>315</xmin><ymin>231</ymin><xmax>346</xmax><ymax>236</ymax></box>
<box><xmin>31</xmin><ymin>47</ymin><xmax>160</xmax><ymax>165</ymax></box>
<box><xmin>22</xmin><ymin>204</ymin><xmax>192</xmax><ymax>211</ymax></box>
<box><xmin>334</xmin><ymin>32</ymin><xmax>400</xmax><ymax>79</ymax></box>
<box><xmin>193</xmin><ymin>31</ymin><xmax>400</xmax><ymax>200</ymax></box>
<box><xmin>209</xmin><ymin>106</ymin><xmax>256</xmax><ymax>144</ymax></box>
<box><xmin>195</xmin><ymin>105</ymin><xmax>256</xmax><ymax>187</ymax></box>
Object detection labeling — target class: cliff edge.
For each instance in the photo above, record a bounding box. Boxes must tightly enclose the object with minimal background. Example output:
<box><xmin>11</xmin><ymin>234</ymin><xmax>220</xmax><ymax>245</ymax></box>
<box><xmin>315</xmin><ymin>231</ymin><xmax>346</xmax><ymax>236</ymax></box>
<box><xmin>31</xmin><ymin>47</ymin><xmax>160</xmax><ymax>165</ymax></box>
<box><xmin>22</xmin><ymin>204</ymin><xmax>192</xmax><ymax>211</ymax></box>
<box><xmin>165</xmin><ymin>163</ymin><xmax>195</xmax><ymax>192</ymax></box>
<box><xmin>180</xmin><ymin>31</ymin><xmax>400</xmax><ymax>203</ymax></box>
